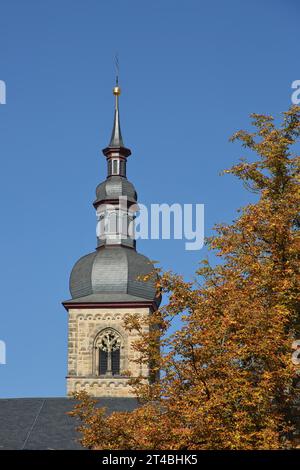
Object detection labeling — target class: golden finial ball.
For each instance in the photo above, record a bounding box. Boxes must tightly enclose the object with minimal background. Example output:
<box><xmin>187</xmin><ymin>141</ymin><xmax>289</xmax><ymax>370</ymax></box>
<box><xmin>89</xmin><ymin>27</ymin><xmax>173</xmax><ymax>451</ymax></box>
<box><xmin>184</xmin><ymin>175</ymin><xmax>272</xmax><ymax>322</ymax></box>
<box><xmin>113</xmin><ymin>86</ymin><xmax>121</xmax><ymax>96</ymax></box>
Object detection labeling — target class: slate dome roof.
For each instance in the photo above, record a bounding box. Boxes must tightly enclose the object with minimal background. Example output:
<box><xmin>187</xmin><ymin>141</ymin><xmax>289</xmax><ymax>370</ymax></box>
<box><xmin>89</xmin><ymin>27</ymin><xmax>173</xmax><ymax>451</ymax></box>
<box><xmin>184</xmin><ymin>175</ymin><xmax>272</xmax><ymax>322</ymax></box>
<box><xmin>69</xmin><ymin>246</ymin><xmax>160</xmax><ymax>305</ymax></box>
<box><xmin>94</xmin><ymin>176</ymin><xmax>137</xmax><ymax>206</ymax></box>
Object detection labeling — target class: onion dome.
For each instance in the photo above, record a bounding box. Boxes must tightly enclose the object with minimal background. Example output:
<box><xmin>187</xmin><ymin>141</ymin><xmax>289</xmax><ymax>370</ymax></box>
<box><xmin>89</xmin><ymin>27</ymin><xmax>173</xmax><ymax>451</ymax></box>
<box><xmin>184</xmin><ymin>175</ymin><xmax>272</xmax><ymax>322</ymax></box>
<box><xmin>94</xmin><ymin>176</ymin><xmax>137</xmax><ymax>207</ymax></box>
<box><xmin>69</xmin><ymin>246</ymin><xmax>159</xmax><ymax>305</ymax></box>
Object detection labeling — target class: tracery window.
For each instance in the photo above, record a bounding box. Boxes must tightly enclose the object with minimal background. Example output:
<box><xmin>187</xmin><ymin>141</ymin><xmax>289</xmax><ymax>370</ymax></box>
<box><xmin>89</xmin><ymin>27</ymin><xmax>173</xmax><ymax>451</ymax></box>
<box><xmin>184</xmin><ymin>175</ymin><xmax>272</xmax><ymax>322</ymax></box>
<box><xmin>94</xmin><ymin>329</ymin><xmax>122</xmax><ymax>376</ymax></box>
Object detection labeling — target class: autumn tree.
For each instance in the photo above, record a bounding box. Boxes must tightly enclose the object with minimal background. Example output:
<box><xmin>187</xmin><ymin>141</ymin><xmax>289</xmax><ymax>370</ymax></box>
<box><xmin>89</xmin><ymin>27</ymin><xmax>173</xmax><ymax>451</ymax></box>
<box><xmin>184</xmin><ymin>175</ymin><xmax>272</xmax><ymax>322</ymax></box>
<box><xmin>70</xmin><ymin>106</ymin><xmax>300</xmax><ymax>450</ymax></box>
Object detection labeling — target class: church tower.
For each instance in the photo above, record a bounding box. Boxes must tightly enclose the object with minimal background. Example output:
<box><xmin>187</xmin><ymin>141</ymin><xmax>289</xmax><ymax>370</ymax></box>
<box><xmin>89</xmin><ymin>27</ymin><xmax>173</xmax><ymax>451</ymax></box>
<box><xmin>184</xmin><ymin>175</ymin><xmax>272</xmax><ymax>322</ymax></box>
<box><xmin>63</xmin><ymin>82</ymin><xmax>160</xmax><ymax>398</ymax></box>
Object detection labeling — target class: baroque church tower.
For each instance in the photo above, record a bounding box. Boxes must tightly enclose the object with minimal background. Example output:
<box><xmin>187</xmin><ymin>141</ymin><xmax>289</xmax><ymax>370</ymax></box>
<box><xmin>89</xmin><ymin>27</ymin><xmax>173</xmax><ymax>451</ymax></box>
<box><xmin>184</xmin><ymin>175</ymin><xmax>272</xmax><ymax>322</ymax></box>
<box><xmin>63</xmin><ymin>82</ymin><xmax>160</xmax><ymax>397</ymax></box>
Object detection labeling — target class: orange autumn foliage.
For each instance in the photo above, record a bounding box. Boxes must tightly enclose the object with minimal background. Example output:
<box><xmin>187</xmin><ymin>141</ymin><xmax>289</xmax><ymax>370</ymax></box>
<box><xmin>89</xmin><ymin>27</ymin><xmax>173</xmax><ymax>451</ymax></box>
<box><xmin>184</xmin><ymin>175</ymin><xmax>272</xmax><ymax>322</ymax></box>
<box><xmin>70</xmin><ymin>106</ymin><xmax>300</xmax><ymax>449</ymax></box>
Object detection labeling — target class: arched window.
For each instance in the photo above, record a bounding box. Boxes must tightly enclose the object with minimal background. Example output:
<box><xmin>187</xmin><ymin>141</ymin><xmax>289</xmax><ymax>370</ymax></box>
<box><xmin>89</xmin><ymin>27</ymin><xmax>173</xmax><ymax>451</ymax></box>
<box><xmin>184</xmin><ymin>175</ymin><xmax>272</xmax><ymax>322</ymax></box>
<box><xmin>94</xmin><ymin>329</ymin><xmax>122</xmax><ymax>376</ymax></box>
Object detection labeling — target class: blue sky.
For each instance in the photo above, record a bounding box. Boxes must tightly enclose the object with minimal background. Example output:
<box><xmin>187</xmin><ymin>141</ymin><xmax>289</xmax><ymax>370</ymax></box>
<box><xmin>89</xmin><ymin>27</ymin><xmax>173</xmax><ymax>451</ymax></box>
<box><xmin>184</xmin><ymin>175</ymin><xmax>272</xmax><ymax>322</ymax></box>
<box><xmin>0</xmin><ymin>0</ymin><xmax>298</xmax><ymax>397</ymax></box>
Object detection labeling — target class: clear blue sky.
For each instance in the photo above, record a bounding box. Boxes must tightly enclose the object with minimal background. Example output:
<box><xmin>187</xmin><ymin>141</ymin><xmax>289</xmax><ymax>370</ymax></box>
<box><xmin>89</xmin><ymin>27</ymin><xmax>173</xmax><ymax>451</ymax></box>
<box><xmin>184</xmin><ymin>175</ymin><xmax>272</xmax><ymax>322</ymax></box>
<box><xmin>0</xmin><ymin>0</ymin><xmax>298</xmax><ymax>397</ymax></box>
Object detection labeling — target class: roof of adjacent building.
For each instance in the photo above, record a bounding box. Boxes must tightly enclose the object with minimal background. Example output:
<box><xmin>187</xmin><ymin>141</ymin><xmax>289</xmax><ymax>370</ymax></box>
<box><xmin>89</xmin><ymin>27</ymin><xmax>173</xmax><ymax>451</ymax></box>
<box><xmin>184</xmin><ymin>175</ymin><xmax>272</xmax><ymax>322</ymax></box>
<box><xmin>0</xmin><ymin>397</ymin><xmax>139</xmax><ymax>450</ymax></box>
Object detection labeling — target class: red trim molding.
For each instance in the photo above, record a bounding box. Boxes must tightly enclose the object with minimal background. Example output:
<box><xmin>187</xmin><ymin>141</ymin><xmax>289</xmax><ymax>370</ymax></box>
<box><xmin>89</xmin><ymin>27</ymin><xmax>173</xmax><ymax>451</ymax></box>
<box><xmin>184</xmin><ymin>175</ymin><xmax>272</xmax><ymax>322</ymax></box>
<box><xmin>62</xmin><ymin>300</ymin><xmax>158</xmax><ymax>312</ymax></box>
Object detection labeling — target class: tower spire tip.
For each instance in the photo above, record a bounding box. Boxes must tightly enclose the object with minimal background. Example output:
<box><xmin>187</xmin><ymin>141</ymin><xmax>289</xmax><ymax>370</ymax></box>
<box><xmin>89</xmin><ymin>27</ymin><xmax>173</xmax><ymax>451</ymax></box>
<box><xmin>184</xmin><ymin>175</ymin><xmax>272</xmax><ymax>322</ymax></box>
<box><xmin>113</xmin><ymin>53</ymin><xmax>121</xmax><ymax>96</ymax></box>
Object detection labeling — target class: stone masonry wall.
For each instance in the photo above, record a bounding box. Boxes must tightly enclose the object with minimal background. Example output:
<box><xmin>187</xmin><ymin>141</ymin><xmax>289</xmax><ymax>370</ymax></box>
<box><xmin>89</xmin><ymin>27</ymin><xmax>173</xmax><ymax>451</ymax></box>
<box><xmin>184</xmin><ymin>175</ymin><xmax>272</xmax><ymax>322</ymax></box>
<box><xmin>67</xmin><ymin>307</ymin><xmax>150</xmax><ymax>397</ymax></box>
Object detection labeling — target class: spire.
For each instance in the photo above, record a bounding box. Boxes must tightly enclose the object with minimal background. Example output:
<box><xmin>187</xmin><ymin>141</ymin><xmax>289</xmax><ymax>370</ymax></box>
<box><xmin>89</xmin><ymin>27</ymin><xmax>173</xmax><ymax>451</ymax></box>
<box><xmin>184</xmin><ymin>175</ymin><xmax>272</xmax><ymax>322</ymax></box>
<box><xmin>102</xmin><ymin>69</ymin><xmax>131</xmax><ymax>160</ymax></box>
<box><xmin>109</xmin><ymin>82</ymin><xmax>124</xmax><ymax>147</ymax></box>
